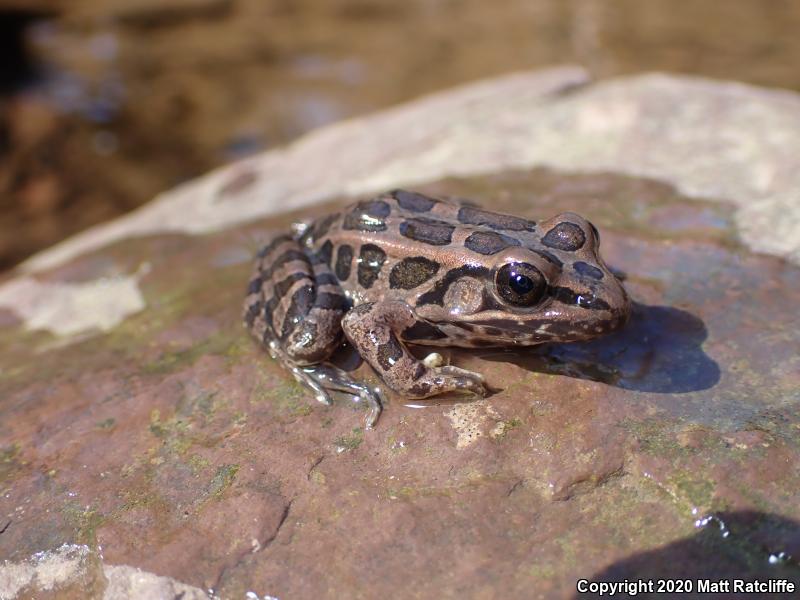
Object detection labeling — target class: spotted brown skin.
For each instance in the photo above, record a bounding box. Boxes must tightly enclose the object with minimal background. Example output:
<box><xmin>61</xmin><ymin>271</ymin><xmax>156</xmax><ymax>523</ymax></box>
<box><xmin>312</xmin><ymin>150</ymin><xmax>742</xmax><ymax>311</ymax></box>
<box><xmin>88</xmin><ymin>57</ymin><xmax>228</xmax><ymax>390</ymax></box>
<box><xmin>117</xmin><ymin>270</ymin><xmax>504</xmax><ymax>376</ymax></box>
<box><xmin>244</xmin><ymin>189</ymin><xmax>631</xmax><ymax>427</ymax></box>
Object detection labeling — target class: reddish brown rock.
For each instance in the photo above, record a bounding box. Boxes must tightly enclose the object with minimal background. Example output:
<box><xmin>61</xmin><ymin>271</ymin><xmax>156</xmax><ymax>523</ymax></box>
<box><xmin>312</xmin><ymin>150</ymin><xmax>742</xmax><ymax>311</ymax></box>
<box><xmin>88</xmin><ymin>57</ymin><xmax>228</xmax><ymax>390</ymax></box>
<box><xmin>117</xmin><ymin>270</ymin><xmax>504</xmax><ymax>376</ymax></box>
<box><xmin>2</xmin><ymin>167</ymin><xmax>799</xmax><ymax>599</ymax></box>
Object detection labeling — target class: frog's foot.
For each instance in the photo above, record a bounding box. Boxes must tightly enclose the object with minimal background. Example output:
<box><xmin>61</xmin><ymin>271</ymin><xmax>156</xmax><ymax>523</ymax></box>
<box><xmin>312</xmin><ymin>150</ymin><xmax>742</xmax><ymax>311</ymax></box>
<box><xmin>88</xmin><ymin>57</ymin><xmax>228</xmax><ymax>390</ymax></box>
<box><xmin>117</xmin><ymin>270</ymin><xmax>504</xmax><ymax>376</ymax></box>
<box><xmin>295</xmin><ymin>363</ymin><xmax>384</xmax><ymax>429</ymax></box>
<box><xmin>288</xmin><ymin>364</ymin><xmax>334</xmax><ymax>406</ymax></box>
<box><xmin>342</xmin><ymin>300</ymin><xmax>490</xmax><ymax>400</ymax></box>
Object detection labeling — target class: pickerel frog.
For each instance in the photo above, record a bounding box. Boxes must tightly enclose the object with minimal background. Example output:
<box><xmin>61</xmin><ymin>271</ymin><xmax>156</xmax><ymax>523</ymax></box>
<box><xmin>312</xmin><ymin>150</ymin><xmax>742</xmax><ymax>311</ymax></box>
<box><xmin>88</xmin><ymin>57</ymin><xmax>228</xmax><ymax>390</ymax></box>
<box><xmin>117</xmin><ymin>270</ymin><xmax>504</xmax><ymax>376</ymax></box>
<box><xmin>244</xmin><ymin>190</ymin><xmax>630</xmax><ymax>427</ymax></box>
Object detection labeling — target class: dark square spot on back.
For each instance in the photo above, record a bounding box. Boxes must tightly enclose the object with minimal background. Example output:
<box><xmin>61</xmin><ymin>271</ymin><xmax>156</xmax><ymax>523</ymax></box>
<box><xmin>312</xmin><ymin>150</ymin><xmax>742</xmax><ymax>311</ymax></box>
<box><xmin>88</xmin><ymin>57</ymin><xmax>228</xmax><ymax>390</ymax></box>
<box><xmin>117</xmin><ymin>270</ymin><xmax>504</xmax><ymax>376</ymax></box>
<box><xmin>343</xmin><ymin>200</ymin><xmax>390</xmax><ymax>232</ymax></box>
<box><xmin>542</xmin><ymin>222</ymin><xmax>585</xmax><ymax>251</ymax></box>
<box><xmin>399</xmin><ymin>218</ymin><xmax>454</xmax><ymax>246</ymax></box>
<box><xmin>357</xmin><ymin>244</ymin><xmax>387</xmax><ymax>289</ymax></box>
<box><xmin>335</xmin><ymin>244</ymin><xmax>354</xmax><ymax>280</ymax></box>
<box><xmin>393</xmin><ymin>189</ymin><xmax>437</xmax><ymax>212</ymax></box>
<box><xmin>389</xmin><ymin>256</ymin><xmax>440</xmax><ymax>289</ymax></box>
<box><xmin>464</xmin><ymin>231</ymin><xmax>520</xmax><ymax>255</ymax></box>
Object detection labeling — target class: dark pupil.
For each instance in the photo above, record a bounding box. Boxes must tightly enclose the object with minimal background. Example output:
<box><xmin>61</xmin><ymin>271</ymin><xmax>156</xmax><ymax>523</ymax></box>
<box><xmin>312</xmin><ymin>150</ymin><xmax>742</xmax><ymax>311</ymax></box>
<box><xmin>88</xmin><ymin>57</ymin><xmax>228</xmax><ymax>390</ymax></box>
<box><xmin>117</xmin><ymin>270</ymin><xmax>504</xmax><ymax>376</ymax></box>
<box><xmin>510</xmin><ymin>273</ymin><xmax>534</xmax><ymax>295</ymax></box>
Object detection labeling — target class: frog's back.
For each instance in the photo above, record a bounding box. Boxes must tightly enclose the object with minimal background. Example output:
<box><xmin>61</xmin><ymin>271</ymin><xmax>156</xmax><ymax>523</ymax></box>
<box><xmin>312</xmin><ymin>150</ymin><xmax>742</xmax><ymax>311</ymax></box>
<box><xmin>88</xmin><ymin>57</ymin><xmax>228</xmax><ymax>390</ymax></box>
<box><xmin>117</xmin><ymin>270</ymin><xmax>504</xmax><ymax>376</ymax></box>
<box><xmin>301</xmin><ymin>190</ymin><xmax>543</xmax><ymax>301</ymax></box>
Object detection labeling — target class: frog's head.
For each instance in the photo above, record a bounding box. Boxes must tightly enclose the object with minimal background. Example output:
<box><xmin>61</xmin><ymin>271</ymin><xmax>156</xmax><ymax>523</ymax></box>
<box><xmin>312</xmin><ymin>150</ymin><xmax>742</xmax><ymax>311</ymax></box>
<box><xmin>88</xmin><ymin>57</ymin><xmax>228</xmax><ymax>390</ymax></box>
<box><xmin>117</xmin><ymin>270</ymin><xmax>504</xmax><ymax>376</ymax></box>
<box><xmin>420</xmin><ymin>212</ymin><xmax>631</xmax><ymax>346</ymax></box>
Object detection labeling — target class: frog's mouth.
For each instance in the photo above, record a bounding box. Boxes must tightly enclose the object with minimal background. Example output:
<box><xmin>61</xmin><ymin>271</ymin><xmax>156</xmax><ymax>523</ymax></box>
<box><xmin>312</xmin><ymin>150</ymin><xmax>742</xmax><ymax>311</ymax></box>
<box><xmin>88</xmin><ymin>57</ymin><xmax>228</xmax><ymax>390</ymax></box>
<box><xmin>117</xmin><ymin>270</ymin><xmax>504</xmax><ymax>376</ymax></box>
<box><xmin>431</xmin><ymin>285</ymin><xmax>631</xmax><ymax>345</ymax></box>
<box><xmin>432</xmin><ymin>312</ymin><xmax>625</xmax><ymax>346</ymax></box>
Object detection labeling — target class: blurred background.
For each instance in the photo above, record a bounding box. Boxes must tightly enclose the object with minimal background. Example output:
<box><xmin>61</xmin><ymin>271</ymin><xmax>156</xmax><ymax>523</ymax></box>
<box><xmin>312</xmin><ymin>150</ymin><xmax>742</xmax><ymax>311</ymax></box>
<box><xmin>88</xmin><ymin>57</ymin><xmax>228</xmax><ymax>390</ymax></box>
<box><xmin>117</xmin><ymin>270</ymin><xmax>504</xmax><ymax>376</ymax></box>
<box><xmin>1</xmin><ymin>0</ymin><xmax>799</xmax><ymax>272</ymax></box>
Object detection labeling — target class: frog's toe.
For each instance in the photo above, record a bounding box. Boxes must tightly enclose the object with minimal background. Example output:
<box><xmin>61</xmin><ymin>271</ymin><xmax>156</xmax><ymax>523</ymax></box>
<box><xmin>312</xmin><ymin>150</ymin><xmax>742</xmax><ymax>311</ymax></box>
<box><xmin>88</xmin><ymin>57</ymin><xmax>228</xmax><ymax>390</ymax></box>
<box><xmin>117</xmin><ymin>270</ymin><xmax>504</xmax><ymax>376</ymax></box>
<box><xmin>316</xmin><ymin>392</ymin><xmax>334</xmax><ymax>406</ymax></box>
<box><xmin>362</xmin><ymin>390</ymin><xmax>383</xmax><ymax>429</ymax></box>
<box><xmin>437</xmin><ymin>366</ymin><xmax>489</xmax><ymax>397</ymax></box>
<box><xmin>292</xmin><ymin>365</ymin><xmax>334</xmax><ymax>405</ymax></box>
<box><xmin>455</xmin><ymin>376</ymin><xmax>489</xmax><ymax>397</ymax></box>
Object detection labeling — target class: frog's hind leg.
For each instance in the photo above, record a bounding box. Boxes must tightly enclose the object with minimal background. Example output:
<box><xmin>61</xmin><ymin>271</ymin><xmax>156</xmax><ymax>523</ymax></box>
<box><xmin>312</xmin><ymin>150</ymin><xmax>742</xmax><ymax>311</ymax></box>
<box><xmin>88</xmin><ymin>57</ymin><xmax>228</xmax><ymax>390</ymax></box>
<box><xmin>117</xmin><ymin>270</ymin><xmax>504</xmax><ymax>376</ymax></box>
<box><xmin>245</xmin><ymin>234</ymin><xmax>347</xmax><ymax>362</ymax></box>
<box><xmin>244</xmin><ymin>235</ymin><xmax>384</xmax><ymax>427</ymax></box>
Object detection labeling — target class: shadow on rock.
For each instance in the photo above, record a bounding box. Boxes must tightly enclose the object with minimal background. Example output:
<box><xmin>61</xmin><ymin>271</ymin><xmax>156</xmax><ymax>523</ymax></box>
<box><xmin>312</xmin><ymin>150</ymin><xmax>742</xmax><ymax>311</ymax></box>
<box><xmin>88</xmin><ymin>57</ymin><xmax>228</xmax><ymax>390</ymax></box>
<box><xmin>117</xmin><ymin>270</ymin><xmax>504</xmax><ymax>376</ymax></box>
<box><xmin>478</xmin><ymin>303</ymin><xmax>720</xmax><ymax>393</ymax></box>
<box><xmin>574</xmin><ymin>511</ymin><xmax>800</xmax><ymax>598</ymax></box>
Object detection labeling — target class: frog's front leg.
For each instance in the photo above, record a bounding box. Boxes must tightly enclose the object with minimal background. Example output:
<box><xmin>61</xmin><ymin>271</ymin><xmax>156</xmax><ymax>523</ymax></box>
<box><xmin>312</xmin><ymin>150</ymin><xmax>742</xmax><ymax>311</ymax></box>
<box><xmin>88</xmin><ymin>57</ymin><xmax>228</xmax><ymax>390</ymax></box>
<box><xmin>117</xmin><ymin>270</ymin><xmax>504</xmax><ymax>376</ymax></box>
<box><xmin>341</xmin><ymin>301</ymin><xmax>488</xmax><ymax>399</ymax></box>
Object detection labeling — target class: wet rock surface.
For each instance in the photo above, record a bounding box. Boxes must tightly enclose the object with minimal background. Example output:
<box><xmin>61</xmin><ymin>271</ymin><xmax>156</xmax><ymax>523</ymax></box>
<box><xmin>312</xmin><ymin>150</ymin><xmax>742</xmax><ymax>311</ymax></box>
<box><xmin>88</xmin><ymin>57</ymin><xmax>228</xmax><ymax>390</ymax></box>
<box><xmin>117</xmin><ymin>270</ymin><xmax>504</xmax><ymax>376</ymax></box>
<box><xmin>2</xmin><ymin>72</ymin><xmax>800</xmax><ymax>598</ymax></box>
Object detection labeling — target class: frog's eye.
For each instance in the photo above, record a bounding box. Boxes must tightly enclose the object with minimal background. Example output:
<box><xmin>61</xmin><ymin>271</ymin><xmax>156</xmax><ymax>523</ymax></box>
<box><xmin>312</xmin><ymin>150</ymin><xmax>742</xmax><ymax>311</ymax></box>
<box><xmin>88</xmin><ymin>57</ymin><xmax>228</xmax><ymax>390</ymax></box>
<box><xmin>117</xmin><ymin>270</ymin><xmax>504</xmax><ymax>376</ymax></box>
<box><xmin>495</xmin><ymin>262</ymin><xmax>546</xmax><ymax>307</ymax></box>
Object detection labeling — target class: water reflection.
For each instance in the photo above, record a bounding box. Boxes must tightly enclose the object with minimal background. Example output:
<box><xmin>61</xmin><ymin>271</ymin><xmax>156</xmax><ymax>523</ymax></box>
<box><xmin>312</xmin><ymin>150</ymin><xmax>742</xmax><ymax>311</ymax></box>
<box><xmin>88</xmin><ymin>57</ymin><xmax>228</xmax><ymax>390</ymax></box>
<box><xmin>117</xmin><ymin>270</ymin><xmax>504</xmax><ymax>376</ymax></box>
<box><xmin>478</xmin><ymin>302</ymin><xmax>720</xmax><ymax>393</ymax></box>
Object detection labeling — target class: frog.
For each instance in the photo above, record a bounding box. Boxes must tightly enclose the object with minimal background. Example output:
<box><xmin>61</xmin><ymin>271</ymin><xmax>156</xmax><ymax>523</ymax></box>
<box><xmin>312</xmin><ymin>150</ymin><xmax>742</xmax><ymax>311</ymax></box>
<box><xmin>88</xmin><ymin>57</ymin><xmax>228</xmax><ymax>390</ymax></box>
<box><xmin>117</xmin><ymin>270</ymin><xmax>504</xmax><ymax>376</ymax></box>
<box><xmin>244</xmin><ymin>189</ymin><xmax>631</xmax><ymax>428</ymax></box>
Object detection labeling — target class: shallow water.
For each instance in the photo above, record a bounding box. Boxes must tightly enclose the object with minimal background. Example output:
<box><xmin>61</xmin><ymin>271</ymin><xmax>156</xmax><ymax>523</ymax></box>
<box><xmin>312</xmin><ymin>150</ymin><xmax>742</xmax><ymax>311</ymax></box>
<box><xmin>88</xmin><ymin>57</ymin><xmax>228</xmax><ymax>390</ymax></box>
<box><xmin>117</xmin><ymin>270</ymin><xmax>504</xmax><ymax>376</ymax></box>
<box><xmin>1</xmin><ymin>0</ymin><xmax>800</xmax><ymax>270</ymax></box>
